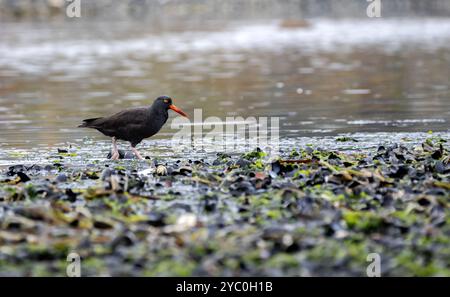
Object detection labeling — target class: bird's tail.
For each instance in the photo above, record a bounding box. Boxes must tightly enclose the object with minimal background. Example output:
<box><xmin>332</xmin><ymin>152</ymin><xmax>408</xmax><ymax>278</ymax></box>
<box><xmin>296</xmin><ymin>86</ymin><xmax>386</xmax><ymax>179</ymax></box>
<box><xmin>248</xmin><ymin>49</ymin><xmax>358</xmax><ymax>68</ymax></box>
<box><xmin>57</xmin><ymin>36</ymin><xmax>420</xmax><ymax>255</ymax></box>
<box><xmin>78</xmin><ymin>117</ymin><xmax>102</xmax><ymax>128</ymax></box>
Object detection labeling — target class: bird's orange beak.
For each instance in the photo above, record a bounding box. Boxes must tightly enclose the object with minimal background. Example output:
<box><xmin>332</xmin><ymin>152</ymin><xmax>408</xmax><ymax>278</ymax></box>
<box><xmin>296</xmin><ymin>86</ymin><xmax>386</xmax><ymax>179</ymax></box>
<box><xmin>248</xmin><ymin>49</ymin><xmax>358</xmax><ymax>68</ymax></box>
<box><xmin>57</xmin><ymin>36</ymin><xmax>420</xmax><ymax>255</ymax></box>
<box><xmin>169</xmin><ymin>104</ymin><xmax>188</xmax><ymax>118</ymax></box>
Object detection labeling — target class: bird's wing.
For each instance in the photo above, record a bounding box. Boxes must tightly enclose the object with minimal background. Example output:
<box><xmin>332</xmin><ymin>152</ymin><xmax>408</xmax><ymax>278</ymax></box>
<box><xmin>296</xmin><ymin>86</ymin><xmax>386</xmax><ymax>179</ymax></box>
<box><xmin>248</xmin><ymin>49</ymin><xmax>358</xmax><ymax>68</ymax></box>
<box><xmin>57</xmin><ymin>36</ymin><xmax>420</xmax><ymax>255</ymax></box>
<box><xmin>93</xmin><ymin>107</ymin><xmax>149</xmax><ymax>130</ymax></box>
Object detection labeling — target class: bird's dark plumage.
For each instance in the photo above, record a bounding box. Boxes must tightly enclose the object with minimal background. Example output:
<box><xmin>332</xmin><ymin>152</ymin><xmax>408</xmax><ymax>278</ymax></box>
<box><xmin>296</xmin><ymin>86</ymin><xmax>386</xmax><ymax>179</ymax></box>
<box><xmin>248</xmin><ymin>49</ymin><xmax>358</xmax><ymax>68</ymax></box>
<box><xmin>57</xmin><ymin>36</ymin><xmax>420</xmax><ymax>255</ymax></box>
<box><xmin>78</xmin><ymin>96</ymin><xmax>188</xmax><ymax>159</ymax></box>
<box><xmin>79</xmin><ymin>106</ymin><xmax>167</xmax><ymax>147</ymax></box>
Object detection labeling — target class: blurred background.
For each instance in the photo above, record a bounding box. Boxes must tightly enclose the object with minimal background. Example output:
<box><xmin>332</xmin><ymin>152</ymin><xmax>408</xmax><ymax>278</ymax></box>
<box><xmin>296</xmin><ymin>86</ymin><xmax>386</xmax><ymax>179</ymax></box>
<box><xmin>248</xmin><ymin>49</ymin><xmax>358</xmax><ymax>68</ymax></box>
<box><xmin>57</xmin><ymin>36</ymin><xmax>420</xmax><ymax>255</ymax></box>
<box><xmin>0</xmin><ymin>0</ymin><xmax>449</xmax><ymax>149</ymax></box>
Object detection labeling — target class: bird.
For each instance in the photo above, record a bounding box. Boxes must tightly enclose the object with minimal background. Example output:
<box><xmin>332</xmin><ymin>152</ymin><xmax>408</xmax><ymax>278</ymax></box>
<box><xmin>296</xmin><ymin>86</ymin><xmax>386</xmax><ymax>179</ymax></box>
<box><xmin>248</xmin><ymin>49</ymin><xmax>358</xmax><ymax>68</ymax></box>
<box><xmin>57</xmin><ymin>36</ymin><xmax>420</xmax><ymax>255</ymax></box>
<box><xmin>78</xmin><ymin>95</ymin><xmax>188</xmax><ymax>160</ymax></box>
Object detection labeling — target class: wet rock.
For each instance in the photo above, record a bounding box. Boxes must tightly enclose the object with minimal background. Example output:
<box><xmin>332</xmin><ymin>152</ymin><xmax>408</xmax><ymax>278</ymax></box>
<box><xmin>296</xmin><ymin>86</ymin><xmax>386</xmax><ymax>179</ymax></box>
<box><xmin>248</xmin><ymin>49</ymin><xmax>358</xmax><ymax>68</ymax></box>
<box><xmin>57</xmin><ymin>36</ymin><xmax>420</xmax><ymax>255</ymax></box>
<box><xmin>65</xmin><ymin>189</ymin><xmax>77</xmax><ymax>202</ymax></box>
<box><xmin>434</xmin><ymin>161</ymin><xmax>445</xmax><ymax>174</ymax></box>
<box><xmin>155</xmin><ymin>165</ymin><xmax>168</xmax><ymax>176</ymax></box>
<box><xmin>389</xmin><ymin>165</ymin><xmax>410</xmax><ymax>178</ymax></box>
<box><xmin>171</xmin><ymin>166</ymin><xmax>192</xmax><ymax>176</ymax></box>
<box><xmin>431</xmin><ymin>145</ymin><xmax>444</xmax><ymax>159</ymax></box>
<box><xmin>93</xmin><ymin>218</ymin><xmax>115</xmax><ymax>229</ymax></box>
<box><xmin>336</xmin><ymin>136</ymin><xmax>358</xmax><ymax>142</ymax></box>
<box><xmin>202</xmin><ymin>195</ymin><xmax>218</xmax><ymax>212</ymax></box>
<box><xmin>146</xmin><ymin>212</ymin><xmax>166</xmax><ymax>227</ymax></box>
<box><xmin>101</xmin><ymin>168</ymin><xmax>113</xmax><ymax>181</ymax></box>
<box><xmin>229</xmin><ymin>179</ymin><xmax>255</xmax><ymax>196</ymax></box>
<box><xmin>171</xmin><ymin>202</ymin><xmax>192</xmax><ymax>212</ymax></box>
<box><xmin>106</xmin><ymin>149</ymin><xmax>135</xmax><ymax>159</ymax></box>
<box><xmin>15</xmin><ymin>172</ymin><xmax>31</xmax><ymax>183</ymax></box>
<box><xmin>110</xmin><ymin>231</ymin><xmax>137</xmax><ymax>250</ymax></box>
<box><xmin>297</xmin><ymin>196</ymin><xmax>315</xmax><ymax>216</ymax></box>
<box><xmin>235</xmin><ymin>158</ymin><xmax>251</xmax><ymax>168</ymax></box>
<box><xmin>56</xmin><ymin>174</ymin><xmax>67</xmax><ymax>183</ymax></box>
<box><xmin>7</xmin><ymin>165</ymin><xmax>27</xmax><ymax>175</ymax></box>
<box><xmin>270</xmin><ymin>160</ymin><xmax>298</xmax><ymax>176</ymax></box>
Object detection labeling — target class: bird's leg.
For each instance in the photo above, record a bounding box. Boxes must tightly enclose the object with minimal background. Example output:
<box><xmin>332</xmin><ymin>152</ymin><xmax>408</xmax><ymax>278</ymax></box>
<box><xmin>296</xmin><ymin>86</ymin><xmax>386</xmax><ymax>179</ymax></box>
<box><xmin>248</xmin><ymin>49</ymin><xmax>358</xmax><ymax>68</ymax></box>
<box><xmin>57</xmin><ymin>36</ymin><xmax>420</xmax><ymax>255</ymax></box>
<box><xmin>130</xmin><ymin>145</ymin><xmax>144</xmax><ymax>160</ymax></box>
<box><xmin>111</xmin><ymin>137</ymin><xmax>120</xmax><ymax>160</ymax></box>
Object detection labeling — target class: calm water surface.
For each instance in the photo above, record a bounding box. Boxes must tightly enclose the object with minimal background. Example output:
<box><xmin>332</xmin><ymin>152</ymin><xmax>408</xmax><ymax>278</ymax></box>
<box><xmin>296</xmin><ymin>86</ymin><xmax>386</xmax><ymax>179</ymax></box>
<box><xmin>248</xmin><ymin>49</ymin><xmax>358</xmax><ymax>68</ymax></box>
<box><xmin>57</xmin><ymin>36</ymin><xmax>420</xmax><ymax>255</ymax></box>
<box><xmin>0</xmin><ymin>19</ymin><xmax>449</xmax><ymax>151</ymax></box>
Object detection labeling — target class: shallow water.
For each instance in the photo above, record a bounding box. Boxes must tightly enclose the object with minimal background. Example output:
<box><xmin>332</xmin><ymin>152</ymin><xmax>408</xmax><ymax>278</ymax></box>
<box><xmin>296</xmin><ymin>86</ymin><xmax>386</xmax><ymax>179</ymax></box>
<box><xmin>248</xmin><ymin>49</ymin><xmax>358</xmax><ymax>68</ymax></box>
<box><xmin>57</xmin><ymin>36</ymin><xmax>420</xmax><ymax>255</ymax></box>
<box><xmin>0</xmin><ymin>131</ymin><xmax>448</xmax><ymax>169</ymax></box>
<box><xmin>0</xmin><ymin>19</ymin><xmax>449</xmax><ymax>154</ymax></box>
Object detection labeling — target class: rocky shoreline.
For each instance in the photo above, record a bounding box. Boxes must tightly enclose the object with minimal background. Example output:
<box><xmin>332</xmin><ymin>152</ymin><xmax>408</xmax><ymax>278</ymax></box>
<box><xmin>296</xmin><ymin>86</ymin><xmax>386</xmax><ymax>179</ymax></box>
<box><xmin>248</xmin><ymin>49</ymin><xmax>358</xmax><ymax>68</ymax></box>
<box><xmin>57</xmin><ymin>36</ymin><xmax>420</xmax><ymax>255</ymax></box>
<box><xmin>0</xmin><ymin>135</ymin><xmax>449</xmax><ymax>276</ymax></box>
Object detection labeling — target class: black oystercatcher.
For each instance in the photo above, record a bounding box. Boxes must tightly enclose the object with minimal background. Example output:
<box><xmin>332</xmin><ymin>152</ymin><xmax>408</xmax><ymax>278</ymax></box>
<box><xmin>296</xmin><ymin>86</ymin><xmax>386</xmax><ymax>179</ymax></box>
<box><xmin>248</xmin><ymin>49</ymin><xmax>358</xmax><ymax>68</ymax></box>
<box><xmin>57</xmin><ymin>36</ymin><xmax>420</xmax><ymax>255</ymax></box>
<box><xmin>78</xmin><ymin>95</ymin><xmax>188</xmax><ymax>160</ymax></box>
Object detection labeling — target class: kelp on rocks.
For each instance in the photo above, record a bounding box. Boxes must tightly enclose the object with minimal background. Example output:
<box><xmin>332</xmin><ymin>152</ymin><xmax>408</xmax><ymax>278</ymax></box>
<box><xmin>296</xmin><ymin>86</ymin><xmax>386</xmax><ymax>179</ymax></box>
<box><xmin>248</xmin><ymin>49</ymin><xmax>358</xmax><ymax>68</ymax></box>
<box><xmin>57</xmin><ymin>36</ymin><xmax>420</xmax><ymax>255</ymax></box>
<box><xmin>0</xmin><ymin>137</ymin><xmax>449</xmax><ymax>276</ymax></box>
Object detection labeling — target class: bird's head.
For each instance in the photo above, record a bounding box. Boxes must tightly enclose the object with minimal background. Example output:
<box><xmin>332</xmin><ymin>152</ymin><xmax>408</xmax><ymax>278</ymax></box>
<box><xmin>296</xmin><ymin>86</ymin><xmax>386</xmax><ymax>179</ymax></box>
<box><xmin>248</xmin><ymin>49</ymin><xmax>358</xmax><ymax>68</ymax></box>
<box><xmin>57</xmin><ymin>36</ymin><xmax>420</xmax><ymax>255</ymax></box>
<box><xmin>154</xmin><ymin>95</ymin><xmax>188</xmax><ymax>118</ymax></box>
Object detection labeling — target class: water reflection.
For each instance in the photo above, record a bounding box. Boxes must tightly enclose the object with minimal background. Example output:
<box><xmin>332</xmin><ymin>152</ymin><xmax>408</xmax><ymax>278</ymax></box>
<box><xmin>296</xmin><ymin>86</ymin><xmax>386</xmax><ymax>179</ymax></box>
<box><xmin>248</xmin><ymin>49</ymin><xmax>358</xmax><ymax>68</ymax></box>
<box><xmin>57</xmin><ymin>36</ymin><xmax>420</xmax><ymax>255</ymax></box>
<box><xmin>0</xmin><ymin>19</ymin><xmax>449</xmax><ymax>149</ymax></box>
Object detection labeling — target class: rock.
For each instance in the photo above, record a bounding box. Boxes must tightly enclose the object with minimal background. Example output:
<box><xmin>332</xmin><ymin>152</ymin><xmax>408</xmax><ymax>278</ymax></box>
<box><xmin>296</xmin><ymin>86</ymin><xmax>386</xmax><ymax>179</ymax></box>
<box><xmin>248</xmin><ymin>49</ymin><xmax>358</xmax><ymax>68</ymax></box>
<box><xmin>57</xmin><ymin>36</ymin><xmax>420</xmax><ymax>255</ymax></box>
<box><xmin>56</xmin><ymin>174</ymin><xmax>67</xmax><ymax>182</ymax></box>
<box><xmin>106</xmin><ymin>149</ymin><xmax>135</xmax><ymax>159</ymax></box>
<box><xmin>155</xmin><ymin>165</ymin><xmax>168</xmax><ymax>176</ymax></box>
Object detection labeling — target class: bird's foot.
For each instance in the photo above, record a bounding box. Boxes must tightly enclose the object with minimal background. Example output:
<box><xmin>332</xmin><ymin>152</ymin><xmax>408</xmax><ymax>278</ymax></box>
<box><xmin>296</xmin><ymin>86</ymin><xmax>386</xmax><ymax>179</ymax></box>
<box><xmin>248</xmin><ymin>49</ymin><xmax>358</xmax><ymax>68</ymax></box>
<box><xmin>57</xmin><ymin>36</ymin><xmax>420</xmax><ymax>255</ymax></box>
<box><xmin>110</xmin><ymin>137</ymin><xmax>120</xmax><ymax>160</ymax></box>
<box><xmin>131</xmin><ymin>147</ymin><xmax>144</xmax><ymax>160</ymax></box>
<box><xmin>111</xmin><ymin>150</ymin><xmax>120</xmax><ymax>160</ymax></box>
